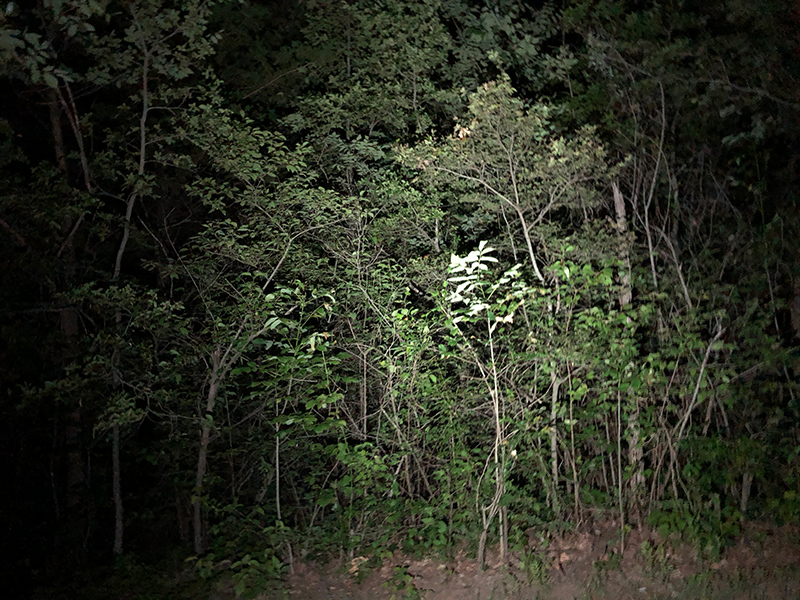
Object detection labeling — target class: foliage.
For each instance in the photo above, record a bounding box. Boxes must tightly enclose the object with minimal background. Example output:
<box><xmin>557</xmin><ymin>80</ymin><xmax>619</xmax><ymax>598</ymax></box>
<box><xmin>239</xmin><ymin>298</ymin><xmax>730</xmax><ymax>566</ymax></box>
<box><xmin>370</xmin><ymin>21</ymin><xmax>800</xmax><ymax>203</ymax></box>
<box><xmin>0</xmin><ymin>0</ymin><xmax>798</xmax><ymax>597</ymax></box>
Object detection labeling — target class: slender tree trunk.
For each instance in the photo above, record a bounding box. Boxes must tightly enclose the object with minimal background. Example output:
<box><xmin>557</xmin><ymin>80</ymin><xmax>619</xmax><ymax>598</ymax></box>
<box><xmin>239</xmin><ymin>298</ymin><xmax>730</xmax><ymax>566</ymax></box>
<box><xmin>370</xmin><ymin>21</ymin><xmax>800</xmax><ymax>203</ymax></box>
<box><xmin>360</xmin><ymin>352</ymin><xmax>368</xmax><ymax>436</ymax></box>
<box><xmin>64</xmin><ymin>407</ymin><xmax>87</xmax><ymax>558</ymax></box>
<box><xmin>55</xmin><ymin>83</ymin><xmax>92</xmax><ymax>192</ymax></box>
<box><xmin>626</xmin><ymin>401</ymin><xmax>644</xmax><ymax>527</ymax></box>
<box><xmin>550</xmin><ymin>370</ymin><xmax>561</xmax><ymax>516</ymax></box>
<box><xmin>194</xmin><ymin>349</ymin><xmax>222</xmax><ymax>555</ymax></box>
<box><xmin>106</xmin><ymin>43</ymin><xmax>151</xmax><ymax>558</ymax></box>
<box><xmin>112</xmin><ymin>424</ymin><xmax>123</xmax><ymax>555</ymax></box>
<box><xmin>616</xmin><ymin>391</ymin><xmax>626</xmax><ymax>555</ymax></box>
<box><xmin>60</xmin><ymin>307</ymin><xmax>88</xmax><ymax>558</ymax></box>
<box><xmin>614</xmin><ymin>182</ymin><xmax>644</xmax><ymax>526</ymax></box>
<box><xmin>569</xmin><ymin>382</ymin><xmax>581</xmax><ymax>521</ymax></box>
<box><xmin>612</xmin><ymin>183</ymin><xmax>632</xmax><ymax>307</ymax></box>
<box><xmin>476</xmin><ymin>328</ymin><xmax>507</xmax><ymax>568</ymax></box>
<box><xmin>740</xmin><ymin>471</ymin><xmax>752</xmax><ymax>518</ymax></box>
<box><xmin>176</xmin><ymin>485</ymin><xmax>189</xmax><ymax>542</ymax></box>
<box><xmin>48</xmin><ymin>89</ymin><xmax>67</xmax><ymax>174</ymax></box>
<box><xmin>113</xmin><ymin>49</ymin><xmax>149</xmax><ymax>280</ymax></box>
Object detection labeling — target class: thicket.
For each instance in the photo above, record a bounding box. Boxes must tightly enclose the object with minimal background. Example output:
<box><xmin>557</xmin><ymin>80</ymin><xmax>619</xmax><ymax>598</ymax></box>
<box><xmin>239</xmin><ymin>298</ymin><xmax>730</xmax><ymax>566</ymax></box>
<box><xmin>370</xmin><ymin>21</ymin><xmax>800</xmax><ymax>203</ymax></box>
<box><xmin>0</xmin><ymin>0</ymin><xmax>798</xmax><ymax>597</ymax></box>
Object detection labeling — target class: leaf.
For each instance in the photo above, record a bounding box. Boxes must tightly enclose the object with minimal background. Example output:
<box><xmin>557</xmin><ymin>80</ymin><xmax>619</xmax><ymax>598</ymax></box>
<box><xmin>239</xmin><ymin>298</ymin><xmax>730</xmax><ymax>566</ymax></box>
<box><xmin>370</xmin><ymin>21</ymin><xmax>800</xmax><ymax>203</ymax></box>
<box><xmin>317</xmin><ymin>489</ymin><xmax>336</xmax><ymax>507</ymax></box>
<box><xmin>42</xmin><ymin>71</ymin><xmax>58</xmax><ymax>89</ymax></box>
<box><xmin>263</xmin><ymin>316</ymin><xmax>281</xmax><ymax>330</ymax></box>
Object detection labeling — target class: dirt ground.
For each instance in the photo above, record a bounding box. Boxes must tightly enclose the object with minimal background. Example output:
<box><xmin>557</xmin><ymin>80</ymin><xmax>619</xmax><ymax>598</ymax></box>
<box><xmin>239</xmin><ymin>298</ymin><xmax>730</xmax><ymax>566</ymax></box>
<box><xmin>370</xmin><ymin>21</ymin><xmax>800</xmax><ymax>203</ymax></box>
<box><xmin>259</xmin><ymin>522</ymin><xmax>800</xmax><ymax>600</ymax></box>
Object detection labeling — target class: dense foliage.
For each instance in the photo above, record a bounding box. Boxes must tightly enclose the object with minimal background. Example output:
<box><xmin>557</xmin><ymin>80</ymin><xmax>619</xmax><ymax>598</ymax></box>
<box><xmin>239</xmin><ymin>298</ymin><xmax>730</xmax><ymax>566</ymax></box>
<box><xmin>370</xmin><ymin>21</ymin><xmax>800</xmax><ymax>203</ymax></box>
<box><xmin>0</xmin><ymin>0</ymin><xmax>798</xmax><ymax>597</ymax></box>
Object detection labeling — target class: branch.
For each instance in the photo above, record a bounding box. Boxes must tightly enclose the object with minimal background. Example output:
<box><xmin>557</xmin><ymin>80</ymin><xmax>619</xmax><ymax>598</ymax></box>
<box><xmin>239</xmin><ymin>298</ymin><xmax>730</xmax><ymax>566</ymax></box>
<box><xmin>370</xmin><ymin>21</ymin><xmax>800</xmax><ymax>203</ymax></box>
<box><xmin>0</xmin><ymin>218</ymin><xmax>26</xmax><ymax>247</ymax></box>
<box><xmin>242</xmin><ymin>64</ymin><xmax>311</xmax><ymax>100</ymax></box>
<box><xmin>56</xmin><ymin>212</ymin><xmax>85</xmax><ymax>258</ymax></box>
<box><xmin>676</xmin><ymin>324</ymin><xmax>725</xmax><ymax>440</ymax></box>
<box><xmin>431</xmin><ymin>165</ymin><xmax>545</xmax><ymax>282</ymax></box>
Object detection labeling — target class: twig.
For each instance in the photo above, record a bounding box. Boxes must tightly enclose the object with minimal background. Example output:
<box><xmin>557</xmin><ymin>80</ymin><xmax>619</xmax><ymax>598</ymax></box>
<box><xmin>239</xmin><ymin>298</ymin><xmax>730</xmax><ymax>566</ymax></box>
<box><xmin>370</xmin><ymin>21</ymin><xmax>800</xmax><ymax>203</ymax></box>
<box><xmin>0</xmin><ymin>218</ymin><xmax>26</xmax><ymax>246</ymax></box>
<box><xmin>676</xmin><ymin>324</ymin><xmax>726</xmax><ymax>440</ymax></box>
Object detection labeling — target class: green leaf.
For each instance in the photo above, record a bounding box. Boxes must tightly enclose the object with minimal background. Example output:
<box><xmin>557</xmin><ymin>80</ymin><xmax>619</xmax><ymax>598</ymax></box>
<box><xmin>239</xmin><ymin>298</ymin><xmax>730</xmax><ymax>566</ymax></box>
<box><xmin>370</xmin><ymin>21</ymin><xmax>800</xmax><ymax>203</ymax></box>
<box><xmin>317</xmin><ymin>489</ymin><xmax>336</xmax><ymax>507</ymax></box>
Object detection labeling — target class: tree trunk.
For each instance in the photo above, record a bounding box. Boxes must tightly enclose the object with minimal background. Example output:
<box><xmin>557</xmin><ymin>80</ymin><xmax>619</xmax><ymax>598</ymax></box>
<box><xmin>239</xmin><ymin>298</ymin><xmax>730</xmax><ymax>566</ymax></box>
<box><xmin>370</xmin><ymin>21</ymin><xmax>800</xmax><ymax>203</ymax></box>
<box><xmin>60</xmin><ymin>307</ymin><xmax>88</xmax><ymax>558</ymax></box>
<box><xmin>112</xmin><ymin>424</ymin><xmax>123</xmax><ymax>555</ymax></box>
<box><xmin>48</xmin><ymin>89</ymin><xmax>67</xmax><ymax>174</ymax></box>
<box><xmin>740</xmin><ymin>471</ymin><xmax>752</xmax><ymax>518</ymax></box>
<box><xmin>614</xmin><ymin>182</ymin><xmax>644</xmax><ymax>525</ymax></box>
<box><xmin>626</xmin><ymin>402</ymin><xmax>645</xmax><ymax>527</ymax></box>
<box><xmin>550</xmin><ymin>370</ymin><xmax>561</xmax><ymax>515</ymax></box>
<box><xmin>193</xmin><ymin>348</ymin><xmax>222</xmax><ymax>555</ymax></box>
<box><xmin>612</xmin><ymin>183</ymin><xmax>632</xmax><ymax>307</ymax></box>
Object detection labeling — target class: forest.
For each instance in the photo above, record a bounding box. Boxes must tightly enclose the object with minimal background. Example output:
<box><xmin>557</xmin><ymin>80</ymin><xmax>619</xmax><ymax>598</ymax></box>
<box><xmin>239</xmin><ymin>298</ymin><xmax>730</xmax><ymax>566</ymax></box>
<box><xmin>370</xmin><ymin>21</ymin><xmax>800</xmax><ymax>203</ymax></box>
<box><xmin>0</xmin><ymin>0</ymin><xmax>799</xmax><ymax>598</ymax></box>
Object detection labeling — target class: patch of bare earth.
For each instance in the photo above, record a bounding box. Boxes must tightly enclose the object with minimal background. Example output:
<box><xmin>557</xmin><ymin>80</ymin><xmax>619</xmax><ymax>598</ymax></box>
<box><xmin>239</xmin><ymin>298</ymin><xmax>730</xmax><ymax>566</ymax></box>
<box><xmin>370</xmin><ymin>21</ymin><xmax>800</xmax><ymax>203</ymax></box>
<box><xmin>260</xmin><ymin>522</ymin><xmax>800</xmax><ymax>600</ymax></box>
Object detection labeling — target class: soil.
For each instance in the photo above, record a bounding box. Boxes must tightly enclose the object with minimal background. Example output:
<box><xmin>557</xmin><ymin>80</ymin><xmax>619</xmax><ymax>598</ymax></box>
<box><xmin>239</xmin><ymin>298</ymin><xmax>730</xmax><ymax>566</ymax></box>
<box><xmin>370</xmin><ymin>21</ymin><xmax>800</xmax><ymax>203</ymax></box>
<box><xmin>257</xmin><ymin>522</ymin><xmax>800</xmax><ymax>600</ymax></box>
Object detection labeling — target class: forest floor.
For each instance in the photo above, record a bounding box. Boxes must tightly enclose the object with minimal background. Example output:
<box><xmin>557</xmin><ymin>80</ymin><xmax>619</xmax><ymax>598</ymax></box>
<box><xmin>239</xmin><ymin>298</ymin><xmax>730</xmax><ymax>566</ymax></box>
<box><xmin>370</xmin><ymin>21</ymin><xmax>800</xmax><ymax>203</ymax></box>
<box><xmin>252</xmin><ymin>521</ymin><xmax>800</xmax><ymax>600</ymax></box>
<box><xmin>27</xmin><ymin>521</ymin><xmax>800</xmax><ymax>600</ymax></box>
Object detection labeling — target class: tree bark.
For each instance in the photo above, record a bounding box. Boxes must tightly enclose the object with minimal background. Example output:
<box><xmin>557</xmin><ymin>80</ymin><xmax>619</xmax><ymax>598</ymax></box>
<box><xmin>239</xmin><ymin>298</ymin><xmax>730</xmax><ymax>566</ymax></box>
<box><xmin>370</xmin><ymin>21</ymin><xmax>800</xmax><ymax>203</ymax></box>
<box><xmin>64</xmin><ymin>406</ymin><xmax>87</xmax><ymax>558</ymax></box>
<box><xmin>60</xmin><ymin>307</ymin><xmax>88</xmax><ymax>558</ymax></box>
<box><xmin>613</xmin><ymin>182</ymin><xmax>644</xmax><ymax>526</ymax></box>
<box><xmin>48</xmin><ymin>89</ymin><xmax>67</xmax><ymax>174</ymax></box>
<box><xmin>550</xmin><ymin>370</ymin><xmax>561</xmax><ymax>516</ymax></box>
<box><xmin>194</xmin><ymin>348</ymin><xmax>222</xmax><ymax>555</ymax></box>
<box><xmin>112</xmin><ymin>424</ymin><xmax>123</xmax><ymax>555</ymax></box>
<box><xmin>107</xmin><ymin>37</ymin><xmax>151</xmax><ymax>558</ymax></box>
